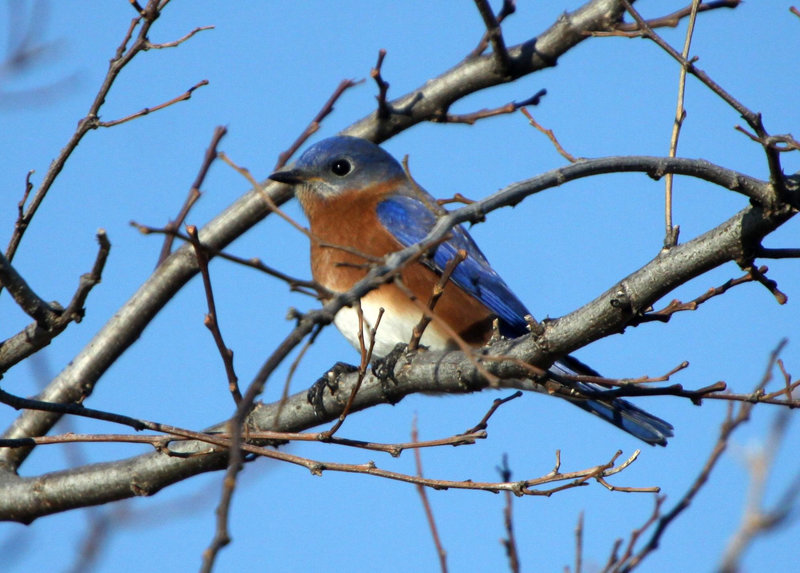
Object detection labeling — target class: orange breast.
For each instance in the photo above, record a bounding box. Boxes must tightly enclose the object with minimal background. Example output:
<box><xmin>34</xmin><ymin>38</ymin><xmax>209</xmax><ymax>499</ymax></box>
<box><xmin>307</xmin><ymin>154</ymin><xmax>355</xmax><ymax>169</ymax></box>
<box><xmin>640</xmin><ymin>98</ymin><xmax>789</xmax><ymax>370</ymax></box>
<box><xmin>302</xmin><ymin>184</ymin><xmax>495</xmax><ymax>347</ymax></box>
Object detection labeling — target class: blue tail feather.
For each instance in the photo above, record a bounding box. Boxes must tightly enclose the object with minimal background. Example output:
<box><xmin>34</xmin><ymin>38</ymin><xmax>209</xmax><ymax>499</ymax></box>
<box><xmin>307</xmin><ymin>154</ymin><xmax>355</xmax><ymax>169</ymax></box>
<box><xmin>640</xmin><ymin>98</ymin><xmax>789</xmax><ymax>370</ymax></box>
<box><xmin>552</xmin><ymin>357</ymin><xmax>673</xmax><ymax>446</ymax></box>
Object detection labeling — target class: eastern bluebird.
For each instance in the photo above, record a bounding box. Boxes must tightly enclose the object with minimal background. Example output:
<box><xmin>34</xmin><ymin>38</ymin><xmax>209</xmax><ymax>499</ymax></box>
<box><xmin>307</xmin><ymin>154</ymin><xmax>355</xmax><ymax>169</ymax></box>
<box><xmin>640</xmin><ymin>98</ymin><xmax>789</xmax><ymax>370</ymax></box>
<box><xmin>269</xmin><ymin>136</ymin><xmax>673</xmax><ymax>445</ymax></box>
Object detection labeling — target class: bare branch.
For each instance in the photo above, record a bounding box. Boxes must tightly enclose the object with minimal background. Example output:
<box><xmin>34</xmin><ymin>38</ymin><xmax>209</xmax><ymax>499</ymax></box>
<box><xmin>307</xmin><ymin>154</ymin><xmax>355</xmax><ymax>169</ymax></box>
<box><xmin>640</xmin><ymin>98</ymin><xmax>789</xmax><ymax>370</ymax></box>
<box><xmin>0</xmin><ymin>248</ymin><xmax>63</xmax><ymax>327</ymax></box>
<box><xmin>157</xmin><ymin>126</ymin><xmax>227</xmax><ymax>265</ymax></box>
<box><xmin>412</xmin><ymin>418</ymin><xmax>449</xmax><ymax>573</ymax></box>
<box><xmin>3</xmin><ymin>0</ymin><xmax>207</xmax><ymax>265</ymax></box>
<box><xmin>0</xmin><ymin>428</ymin><xmax>487</xmax><ymax>455</ymax></box>
<box><xmin>0</xmin><ymin>388</ymin><xmax>147</xmax><ymax>433</ymax></box>
<box><xmin>320</xmin><ymin>307</ymin><xmax>383</xmax><ymax>438</ymax></box>
<box><xmin>603</xmin><ymin>1</ymin><xmax>740</xmax><ymax>37</ymax></box>
<box><xmin>440</xmin><ymin>89</ymin><xmax>546</xmax><ymax>125</ymax></box>
<box><xmin>735</xmin><ymin>125</ymin><xmax>800</xmax><ymax>153</ymax></box>
<box><xmin>758</xmin><ymin>247</ymin><xmax>800</xmax><ymax>259</ymax></box>
<box><xmin>620</xmin><ymin>0</ymin><xmax>786</xmax><ymax>202</ymax></box>
<box><xmin>132</xmin><ymin>221</ymin><xmax>326</xmax><ymax>298</ymax></box>
<box><xmin>663</xmin><ymin>0</ymin><xmax>702</xmax><ymax>248</ymax></box>
<box><xmin>520</xmin><ymin>107</ymin><xmax>580</xmax><ymax>163</ymax></box>
<box><xmin>472</xmin><ymin>0</ymin><xmax>513</xmax><ymax>75</ymax></box>
<box><xmin>371</xmin><ymin>49</ymin><xmax>391</xmax><ymax>120</ymax></box>
<box><xmin>187</xmin><ymin>225</ymin><xmax>242</xmax><ymax>405</ymax></box>
<box><xmin>499</xmin><ymin>455</ymin><xmax>521</xmax><ymax>573</ymax></box>
<box><xmin>3</xmin><ymin>150</ymin><xmax>789</xmax><ymax>474</ymax></box>
<box><xmin>719</xmin><ymin>409</ymin><xmax>800</xmax><ymax>572</ymax></box>
<box><xmin>97</xmin><ymin>79</ymin><xmax>209</xmax><ymax>128</ymax></box>
<box><xmin>437</xmin><ymin>193</ymin><xmax>476</xmax><ymax>207</ymax></box>
<box><xmin>145</xmin><ymin>25</ymin><xmax>214</xmax><ymax>49</ymax></box>
<box><xmin>0</xmin><ymin>230</ymin><xmax>110</xmax><ymax>374</ymax></box>
<box><xmin>742</xmin><ymin>264</ymin><xmax>788</xmax><ymax>304</ymax></box>
<box><xmin>468</xmin><ymin>0</ymin><xmax>516</xmax><ymax>59</ymax></box>
<box><xmin>408</xmin><ymin>249</ymin><xmax>467</xmax><ymax>351</ymax></box>
<box><xmin>611</xmin><ymin>341</ymin><xmax>789</xmax><ymax>572</ymax></box>
<box><xmin>2</xmin><ymin>9</ymin><xmax>796</xmax><ymax>551</ymax></box>
<box><xmin>274</xmin><ymin>78</ymin><xmax>363</xmax><ymax>170</ymax></box>
<box><xmin>633</xmin><ymin>265</ymin><xmax>774</xmax><ymax>325</ymax></box>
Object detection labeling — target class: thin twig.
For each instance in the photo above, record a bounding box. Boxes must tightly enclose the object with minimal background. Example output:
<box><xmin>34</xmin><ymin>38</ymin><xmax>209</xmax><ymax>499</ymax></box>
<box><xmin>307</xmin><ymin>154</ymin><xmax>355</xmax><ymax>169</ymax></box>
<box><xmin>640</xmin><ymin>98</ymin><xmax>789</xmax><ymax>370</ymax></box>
<box><xmin>757</xmin><ymin>248</ymin><xmax>800</xmax><ymax>259</ymax></box>
<box><xmin>145</xmin><ymin>25</ymin><xmax>214</xmax><ymax>49</ymax></box>
<box><xmin>0</xmin><ymin>428</ymin><xmax>488</xmax><ymax>455</ymax></box>
<box><xmin>413</xmin><ymin>417</ymin><xmax>448</xmax><ymax>573</ymax></box>
<box><xmin>395</xmin><ymin>278</ymin><xmax>500</xmax><ymax>386</ymax></box>
<box><xmin>274</xmin><ymin>78</ymin><xmax>363</xmax><ymax>170</ymax></box>
<box><xmin>620</xmin><ymin>0</ymin><xmax>785</xmax><ymax>202</ymax></box>
<box><xmin>13</xmin><ymin>170</ymin><xmax>34</xmax><ymax>238</ymax></box>
<box><xmin>742</xmin><ymin>264</ymin><xmax>788</xmax><ymax>304</ymax></box>
<box><xmin>274</xmin><ymin>323</ymin><xmax>322</xmax><ymax>427</ymax></box>
<box><xmin>132</xmin><ymin>221</ymin><xmax>326</xmax><ymax>298</ymax></box>
<box><xmin>436</xmin><ymin>193</ymin><xmax>476</xmax><ymax>207</ymax></box>
<box><xmin>468</xmin><ymin>0</ymin><xmax>516</xmax><ymax>59</ymax></box>
<box><xmin>462</xmin><ymin>392</ymin><xmax>522</xmax><ymax>435</ymax></box>
<box><xmin>0</xmin><ymin>249</ymin><xmax>63</xmax><ymax>326</ymax></box>
<box><xmin>520</xmin><ymin>107</ymin><xmax>580</xmax><ymax>162</ymax></box>
<box><xmin>0</xmin><ymin>230</ymin><xmax>111</xmax><ymax>373</ymax></box>
<box><xmin>158</xmin><ymin>126</ymin><xmax>227</xmax><ymax>265</ymax></box>
<box><xmin>371</xmin><ymin>49</ymin><xmax>391</xmax><ymax>119</ymax></box>
<box><xmin>472</xmin><ymin>0</ymin><xmax>513</xmax><ymax>75</ymax></box>
<box><xmin>4</xmin><ymin>2</ymin><xmax>208</xmax><ymax>266</ymax></box>
<box><xmin>734</xmin><ymin>126</ymin><xmax>800</xmax><ymax>152</ymax></box>
<box><xmin>610</xmin><ymin>495</ymin><xmax>666</xmax><ymax>570</ymax></box>
<box><xmin>408</xmin><ymin>249</ymin><xmax>467</xmax><ymax>351</ymax></box>
<box><xmin>320</xmin><ymin>307</ymin><xmax>383</xmax><ymax>438</ymax></box>
<box><xmin>663</xmin><ymin>0</ymin><xmax>701</xmax><ymax>248</ymax></box>
<box><xmin>187</xmin><ymin>225</ymin><xmax>242</xmax><ymax>404</ymax></box>
<box><xmin>498</xmin><ymin>455</ymin><xmax>521</xmax><ymax>573</ymax></box>
<box><xmin>441</xmin><ymin>90</ymin><xmax>545</xmax><ymax>124</ymax></box>
<box><xmin>634</xmin><ymin>265</ymin><xmax>770</xmax><ymax>324</ymax></box>
<box><xmin>614</xmin><ymin>340</ymin><xmax>788</xmax><ymax>572</ymax></box>
<box><xmin>97</xmin><ymin>79</ymin><xmax>209</xmax><ymax>128</ymax></box>
<box><xmin>604</xmin><ymin>1</ymin><xmax>740</xmax><ymax>37</ymax></box>
<box><xmin>227</xmin><ymin>442</ymin><xmax>653</xmax><ymax>497</ymax></box>
<box><xmin>574</xmin><ymin>511</ymin><xmax>584</xmax><ymax>573</ymax></box>
<box><xmin>0</xmin><ymin>388</ymin><xmax>147</xmax><ymax>432</ymax></box>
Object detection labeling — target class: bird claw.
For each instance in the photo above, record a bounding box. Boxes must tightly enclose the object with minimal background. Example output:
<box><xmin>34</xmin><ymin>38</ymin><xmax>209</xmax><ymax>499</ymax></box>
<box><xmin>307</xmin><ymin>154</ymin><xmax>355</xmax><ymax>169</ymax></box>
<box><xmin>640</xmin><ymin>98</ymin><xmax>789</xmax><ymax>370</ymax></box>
<box><xmin>371</xmin><ymin>343</ymin><xmax>408</xmax><ymax>404</ymax></box>
<box><xmin>307</xmin><ymin>362</ymin><xmax>358</xmax><ymax>417</ymax></box>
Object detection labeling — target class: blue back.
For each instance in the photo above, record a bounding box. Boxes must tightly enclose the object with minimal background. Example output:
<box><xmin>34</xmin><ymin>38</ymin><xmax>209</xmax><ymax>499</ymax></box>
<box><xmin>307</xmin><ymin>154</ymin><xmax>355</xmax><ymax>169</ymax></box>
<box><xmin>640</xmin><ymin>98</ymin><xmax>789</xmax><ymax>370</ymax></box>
<box><xmin>376</xmin><ymin>195</ymin><xmax>530</xmax><ymax>338</ymax></box>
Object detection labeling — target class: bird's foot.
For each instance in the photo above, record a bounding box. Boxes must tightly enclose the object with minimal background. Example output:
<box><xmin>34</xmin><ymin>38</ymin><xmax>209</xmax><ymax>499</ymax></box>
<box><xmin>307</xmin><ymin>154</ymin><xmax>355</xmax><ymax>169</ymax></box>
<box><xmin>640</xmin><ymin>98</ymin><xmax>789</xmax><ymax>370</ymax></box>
<box><xmin>307</xmin><ymin>362</ymin><xmax>358</xmax><ymax>417</ymax></box>
<box><xmin>371</xmin><ymin>343</ymin><xmax>409</xmax><ymax>404</ymax></box>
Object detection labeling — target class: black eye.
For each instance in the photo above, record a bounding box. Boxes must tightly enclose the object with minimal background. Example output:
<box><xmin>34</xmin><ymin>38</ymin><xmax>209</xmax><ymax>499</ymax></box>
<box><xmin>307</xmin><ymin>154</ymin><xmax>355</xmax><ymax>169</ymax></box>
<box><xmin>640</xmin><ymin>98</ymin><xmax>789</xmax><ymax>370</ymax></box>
<box><xmin>330</xmin><ymin>158</ymin><xmax>352</xmax><ymax>176</ymax></box>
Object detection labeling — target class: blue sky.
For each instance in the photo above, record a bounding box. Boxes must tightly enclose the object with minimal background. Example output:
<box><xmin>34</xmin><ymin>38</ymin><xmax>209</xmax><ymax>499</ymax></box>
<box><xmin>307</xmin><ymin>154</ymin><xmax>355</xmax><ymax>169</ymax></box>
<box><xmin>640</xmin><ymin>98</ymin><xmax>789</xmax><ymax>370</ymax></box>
<box><xmin>1</xmin><ymin>1</ymin><xmax>799</xmax><ymax>572</ymax></box>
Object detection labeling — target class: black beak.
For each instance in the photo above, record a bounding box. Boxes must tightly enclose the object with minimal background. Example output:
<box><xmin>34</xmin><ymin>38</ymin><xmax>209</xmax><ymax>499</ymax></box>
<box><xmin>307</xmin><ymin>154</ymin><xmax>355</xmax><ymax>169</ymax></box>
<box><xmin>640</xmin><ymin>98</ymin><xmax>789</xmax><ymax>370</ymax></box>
<box><xmin>268</xmin><ymin>168</ymin><xmax>305</xmax><ymax>185</ymax></box>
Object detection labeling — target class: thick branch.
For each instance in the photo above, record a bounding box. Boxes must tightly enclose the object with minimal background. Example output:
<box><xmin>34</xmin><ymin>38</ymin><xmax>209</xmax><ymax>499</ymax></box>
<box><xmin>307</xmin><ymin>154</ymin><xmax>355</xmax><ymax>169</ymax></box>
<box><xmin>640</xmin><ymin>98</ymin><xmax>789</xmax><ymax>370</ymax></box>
<box><xmin>346</xmin><ymin>0</ymin><xmax>625</xmax><ymax>138</ymax></box>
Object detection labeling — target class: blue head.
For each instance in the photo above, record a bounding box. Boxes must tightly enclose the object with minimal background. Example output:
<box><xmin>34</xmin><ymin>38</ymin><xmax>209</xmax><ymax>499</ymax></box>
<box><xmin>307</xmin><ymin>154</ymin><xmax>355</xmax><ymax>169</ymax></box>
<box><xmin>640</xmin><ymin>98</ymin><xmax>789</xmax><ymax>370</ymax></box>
<box><xmin>268</xmin><ymin>136</ymin><xmax>406</xmax><ymax>201</ymax></box>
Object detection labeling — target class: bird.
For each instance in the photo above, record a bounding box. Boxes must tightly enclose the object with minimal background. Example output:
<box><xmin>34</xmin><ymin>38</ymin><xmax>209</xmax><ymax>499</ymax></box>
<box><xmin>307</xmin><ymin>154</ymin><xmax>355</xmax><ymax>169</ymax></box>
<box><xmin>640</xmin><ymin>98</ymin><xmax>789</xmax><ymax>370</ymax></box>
<box><xmin>268</xmin><ymin>135</ymin><xmax>673</xmax><ymax>446</ymax></box>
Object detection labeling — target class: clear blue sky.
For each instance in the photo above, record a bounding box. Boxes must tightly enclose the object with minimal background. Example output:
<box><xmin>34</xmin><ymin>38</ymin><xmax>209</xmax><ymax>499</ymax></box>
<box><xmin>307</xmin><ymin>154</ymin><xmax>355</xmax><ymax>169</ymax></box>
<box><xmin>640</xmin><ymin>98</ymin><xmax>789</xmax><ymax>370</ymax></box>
<box><xmin>1</xmin><ymin>2</ymin><xmax>799</xmax><ymax>572</ymax></box>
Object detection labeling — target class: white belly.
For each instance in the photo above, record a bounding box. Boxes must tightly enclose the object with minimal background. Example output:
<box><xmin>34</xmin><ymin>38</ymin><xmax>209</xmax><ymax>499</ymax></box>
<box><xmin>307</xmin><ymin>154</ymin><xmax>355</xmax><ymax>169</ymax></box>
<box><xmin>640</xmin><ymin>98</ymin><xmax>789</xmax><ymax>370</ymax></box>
<box><xmin>333</xmin><ymin>296</ymin><xmax>451</xmax><ymax>358</ymax></box>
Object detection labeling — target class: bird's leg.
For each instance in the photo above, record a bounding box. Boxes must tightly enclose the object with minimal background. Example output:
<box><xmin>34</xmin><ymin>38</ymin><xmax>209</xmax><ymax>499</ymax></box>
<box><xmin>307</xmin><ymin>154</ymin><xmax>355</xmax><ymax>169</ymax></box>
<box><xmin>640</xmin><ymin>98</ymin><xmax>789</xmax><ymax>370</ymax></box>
<box><xmin>307</xmin><ymin>362</ymin><xmax>358</xmax><ymax>417</ymax></box>
<box><xmin>370</xmin><ymin>342</ymin><xmax>409</xmax><ymax>404</ymax></box>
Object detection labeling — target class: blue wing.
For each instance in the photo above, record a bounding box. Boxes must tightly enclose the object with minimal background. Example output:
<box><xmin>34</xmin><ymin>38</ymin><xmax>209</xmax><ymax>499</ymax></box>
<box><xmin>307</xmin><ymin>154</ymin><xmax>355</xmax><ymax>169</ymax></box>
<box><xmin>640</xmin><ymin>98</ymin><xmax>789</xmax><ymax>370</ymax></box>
<box><xmin>376</xmin><ymin>195</ymin><xmax>530</xmax><ymax>338</ymax></box>
<box><xmin>376</xmin><ymin>195</ymin><xmax>673</xmax><ymax>446</ymax></box>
